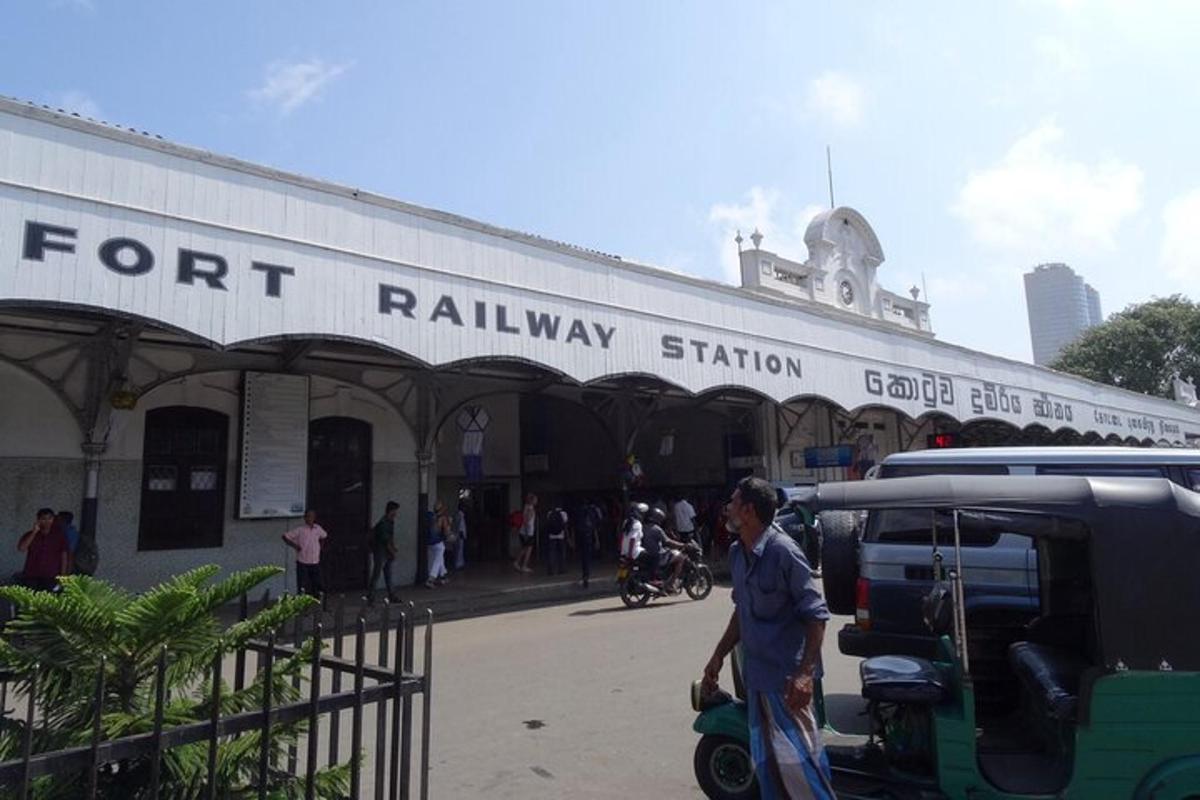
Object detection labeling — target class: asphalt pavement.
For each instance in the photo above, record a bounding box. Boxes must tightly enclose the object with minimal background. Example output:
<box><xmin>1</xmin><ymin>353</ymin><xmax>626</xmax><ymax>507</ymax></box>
<box><xmin>424</xmin><ymin>585</ymin><xmax>866</xmax><ymax>799</ymax></box>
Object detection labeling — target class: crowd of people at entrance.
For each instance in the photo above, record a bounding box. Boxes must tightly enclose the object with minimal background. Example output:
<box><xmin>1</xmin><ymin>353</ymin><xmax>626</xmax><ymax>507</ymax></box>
<box><xmin>270</xmin><ymin>487</ymin><xmax>729</xmax><ymax>601</ymax></box>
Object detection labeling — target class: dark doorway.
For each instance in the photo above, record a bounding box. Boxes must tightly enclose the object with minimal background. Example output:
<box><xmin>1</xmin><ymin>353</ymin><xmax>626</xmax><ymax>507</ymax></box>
<box><xmin>307</xmin><ymin>417</ymin><xmax>372</xmax><ymax>591</ymax></box>
<box><xmin>458</xmin><ymin>483</ymin><xmax>510</xmax><ymax>561</ymax></box>
<box><xmin>138</xmin><ymin>406</ymin><xmax>229</xmax><ymax>551</ymax></box>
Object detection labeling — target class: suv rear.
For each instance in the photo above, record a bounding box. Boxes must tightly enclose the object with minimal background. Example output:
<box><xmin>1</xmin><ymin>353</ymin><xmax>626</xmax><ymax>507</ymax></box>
<box><xmin>831</xmin><ymin>447</ymin><xmax>1200</xmax><ymax>704</ymax></box>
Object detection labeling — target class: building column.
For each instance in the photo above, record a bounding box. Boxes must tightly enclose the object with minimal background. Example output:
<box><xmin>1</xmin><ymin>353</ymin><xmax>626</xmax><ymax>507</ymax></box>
<box><xmin>415</xmin><ymin>449</ymin><xmax>432</xmax><ymax>584</ymax></box>
<box><xmin>80</xmin><ymin>439</ymin><xmax>105</xmax><ymax>543</ymax></box>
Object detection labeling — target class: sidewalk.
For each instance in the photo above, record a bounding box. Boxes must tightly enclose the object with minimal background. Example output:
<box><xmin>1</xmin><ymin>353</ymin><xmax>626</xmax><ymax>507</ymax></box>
<box><xmin>224</xmin><ymin>559</ymin><xmax>624</xmax><ymax>627</ymax></box>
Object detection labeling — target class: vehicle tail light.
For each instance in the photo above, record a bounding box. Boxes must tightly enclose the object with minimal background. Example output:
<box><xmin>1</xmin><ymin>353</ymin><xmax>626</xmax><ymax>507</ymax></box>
<box><xmin>855</xmin><ymin>577</ymin><xmax>871</xmax><ymax>631</ymax></box>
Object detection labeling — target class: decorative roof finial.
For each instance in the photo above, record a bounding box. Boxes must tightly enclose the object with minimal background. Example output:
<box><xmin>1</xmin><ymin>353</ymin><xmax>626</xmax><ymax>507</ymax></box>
<box><xmin>734</xmin><ymin>229</ymin><xmax>744</xmax><ymax>254</ymax></box>
<box><xmin>909</xmin><ymin>285</ymin><xmax>920</xmax><ymax>301</ymax></box>
<box><xmin>750</xmin><ymin>228</ymin><xmax>763</xmax><ymax>250</ymax></box>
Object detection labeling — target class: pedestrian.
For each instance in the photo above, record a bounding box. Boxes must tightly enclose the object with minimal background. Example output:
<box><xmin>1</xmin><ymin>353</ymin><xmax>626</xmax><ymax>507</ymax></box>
<box><xmin>702</xmin><ymin>477</ymin><xmax>834</xmax><ymax>799</ymax></box>
<box><xmin>425</xmin><ymin>500</ymin><xmax>450</xmax><ymax>588</ymax></box>
<box><xmin>453</xmin><ymin>501</ymin><xmax>468</xmax><ymax>570</ymax></box>
<box><xmin>368</xmin><ymin>500</ymin><xmax>400</xmax><ymax>604</ymax></box>
<box><xmin>282</xmin><ymin>509</ymin><xmax>327</xmax><ymax>598</ymax></box>
<box><xmin>513</xmin><ymin>493</ymin><xmax>537</xmax><ymax>573</ymax></box>
<box><xmin>573</xmin><ymin>499</ymin><xmax>601</xmax><ymax>588</ymax></box>
<box><xmin>16</xmin><ymin>508</ymin><xmax>68</xmax><ymax>591</ymax></box>
<box><xmin>54</xmin><ymin>510</ymin><xmax>79</xmax><ymax>574</ymax></box>
<box><xmin>544</xmin><ymin>503</ymin><xmax>568</xmax><ymax>576</ymax></box>
<box><xmin>672</xmin><ymin>494</ymin><xmax>697</xmax><ymax>544</ymax></box>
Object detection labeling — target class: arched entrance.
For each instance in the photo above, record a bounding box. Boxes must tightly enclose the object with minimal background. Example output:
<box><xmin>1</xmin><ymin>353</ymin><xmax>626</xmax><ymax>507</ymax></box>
<box><xmin>307</xmin><ymin>417</ymin><xmax>372</xmax><ymax>591</ymax></box>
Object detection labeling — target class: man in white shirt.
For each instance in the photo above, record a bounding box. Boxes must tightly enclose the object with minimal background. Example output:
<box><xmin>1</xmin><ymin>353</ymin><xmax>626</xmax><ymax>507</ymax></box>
<box><xmin>673</xmin><ymin>496</ymin><xmax>697</xmax><ymax>543</ymax></box>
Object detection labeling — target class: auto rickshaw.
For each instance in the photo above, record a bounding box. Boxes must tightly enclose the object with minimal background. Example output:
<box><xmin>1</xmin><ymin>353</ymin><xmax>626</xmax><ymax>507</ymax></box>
<box><xmin>691</xmin><ymin>474</ymin><xmax>1200</xmax><ymax>799</ymax></box>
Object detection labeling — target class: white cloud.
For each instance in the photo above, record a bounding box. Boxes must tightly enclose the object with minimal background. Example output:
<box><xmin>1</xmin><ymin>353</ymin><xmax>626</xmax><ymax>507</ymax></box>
<box><xmin>953</xmin><ymin>121</ymin><xmax>1143</xmax><ymax>256</ymax></box>
<box><xmin>707</xmin><ymin>187</ymin><xmax>825</xmax><ymax>282</ymax></box>
<box><xmin>806</xmin><ymin>72</ymin><xmax>865</xmax><ymax>127</ymax></box>
<box><xmin>45</xmin><ymin>90</ymin><xmax>101</xmax><ymax>119</ymax></box>
<box><xmin>1161</xmin><ymin>189</ymin><xmax>1200</xmax><ymax>281</ymax></box>
<box><xmin>249</xmin><ymin>59</ymin><xmax>350</xmax><ymax>114</ymax></box>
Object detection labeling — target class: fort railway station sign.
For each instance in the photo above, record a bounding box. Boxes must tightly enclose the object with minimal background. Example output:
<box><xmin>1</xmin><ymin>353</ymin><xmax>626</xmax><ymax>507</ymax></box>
<box><xmin>2</xmin><ymin>98</ymin><xmax>1199</xmax><ymax>445</ymax></box>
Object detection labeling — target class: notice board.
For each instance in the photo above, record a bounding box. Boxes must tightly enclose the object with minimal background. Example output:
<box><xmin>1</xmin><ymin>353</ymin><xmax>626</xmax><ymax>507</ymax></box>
<box><xmin>238</xmin><ymin>371</ymin><xmax>310</xmax><ymax>519</ymax></box>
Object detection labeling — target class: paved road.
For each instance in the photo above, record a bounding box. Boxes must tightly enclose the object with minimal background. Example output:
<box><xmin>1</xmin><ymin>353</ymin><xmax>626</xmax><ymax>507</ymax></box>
<box><xmin>426</xmin><ymin>585</ymin><xmax>865</xmax><ymax>799</ymax></box>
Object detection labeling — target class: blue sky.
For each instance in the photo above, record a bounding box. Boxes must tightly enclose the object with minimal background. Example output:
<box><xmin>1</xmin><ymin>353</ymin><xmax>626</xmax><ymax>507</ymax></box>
<box><xmin>5</xmin><ymin>1</ymin><xmax>1200</xmax><ymax>362</ymax></box>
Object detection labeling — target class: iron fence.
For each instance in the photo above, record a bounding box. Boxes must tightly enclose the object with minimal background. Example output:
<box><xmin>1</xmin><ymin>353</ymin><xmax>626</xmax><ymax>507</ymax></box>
<box><xmin>0</xmin><ymin>594</ymin><xmax>433</xmax><ymax>800</ymax></box>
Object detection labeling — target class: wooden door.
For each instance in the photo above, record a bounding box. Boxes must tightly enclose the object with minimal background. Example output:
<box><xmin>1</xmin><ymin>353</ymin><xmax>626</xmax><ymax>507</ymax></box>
<box><xmin>307</xmin><ymin>417</ymin><xmax>372</xmax><ymax>591</ymax></box>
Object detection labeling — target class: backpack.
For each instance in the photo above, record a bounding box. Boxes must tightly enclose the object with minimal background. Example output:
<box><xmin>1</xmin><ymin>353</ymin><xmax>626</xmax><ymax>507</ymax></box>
<box><xmin>544</xmin><ymin>509</ymin><xmax>565</xmax><ymax>537</ymax></box>
<box><xmin>576</xmin><ymin>505</ymin><xmax>598</xmax><ymax>536</ymax></box>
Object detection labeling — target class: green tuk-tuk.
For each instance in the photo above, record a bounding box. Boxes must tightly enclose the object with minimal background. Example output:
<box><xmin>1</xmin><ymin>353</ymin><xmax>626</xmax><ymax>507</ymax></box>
<box><xmin>691</xmin><ymin>474</ymin><xmax>1200</xmax><ymax>799</ymax></box>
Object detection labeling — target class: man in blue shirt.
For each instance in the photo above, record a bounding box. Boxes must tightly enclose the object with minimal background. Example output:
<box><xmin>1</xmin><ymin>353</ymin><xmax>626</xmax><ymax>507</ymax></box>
<box><xmin>702</xmin><ymin>477</ymin><xmax>833</xmax><ymax>799</ymax></box>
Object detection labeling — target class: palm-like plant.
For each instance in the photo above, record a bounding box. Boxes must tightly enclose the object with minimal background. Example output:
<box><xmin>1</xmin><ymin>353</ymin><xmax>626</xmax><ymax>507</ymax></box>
<box><xmin>0</xmin><ymin>565</ymin><xmax>351</xmax><ymax>799</ymax></box>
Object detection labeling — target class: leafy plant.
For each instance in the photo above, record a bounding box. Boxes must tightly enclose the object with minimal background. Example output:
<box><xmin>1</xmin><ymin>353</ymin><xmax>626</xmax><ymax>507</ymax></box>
<box><xmin>0</xmin><ymin>565</ymin><xmax>351</xmax><ymax>799</ymax></box>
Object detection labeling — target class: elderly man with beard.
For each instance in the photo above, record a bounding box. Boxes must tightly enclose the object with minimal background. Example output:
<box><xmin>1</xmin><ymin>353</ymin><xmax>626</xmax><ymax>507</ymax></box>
<box><xmin>702</xmin><ymin>477</ymin><xmax>833</xmax><ymax>799</ymax></box>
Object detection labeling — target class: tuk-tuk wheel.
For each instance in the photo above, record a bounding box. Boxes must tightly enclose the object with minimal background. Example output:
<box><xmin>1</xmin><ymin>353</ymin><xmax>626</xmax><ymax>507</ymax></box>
<box><xmin>694</xmin><ymin>734</ymin><xmax>757</xmax><ymax>800</ymax></box>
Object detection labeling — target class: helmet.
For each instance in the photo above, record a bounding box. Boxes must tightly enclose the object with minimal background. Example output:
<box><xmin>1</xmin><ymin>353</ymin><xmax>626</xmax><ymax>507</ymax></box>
<box><xmin>627</xmin><ymin>502</ymin><xmax>649</xmax><ymax>521</ymax></box>
<box><xmin>645</xmin><ymin>505</ymin><xmax>668</xmax><ymax>526</ymax></box>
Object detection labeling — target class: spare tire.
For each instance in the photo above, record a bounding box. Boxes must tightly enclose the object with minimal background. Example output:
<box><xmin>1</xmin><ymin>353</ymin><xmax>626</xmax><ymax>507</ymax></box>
<box><xmin>819</xmin><ymin>510</ymin><xmax>860</xmax><ymax>615</ymax></box>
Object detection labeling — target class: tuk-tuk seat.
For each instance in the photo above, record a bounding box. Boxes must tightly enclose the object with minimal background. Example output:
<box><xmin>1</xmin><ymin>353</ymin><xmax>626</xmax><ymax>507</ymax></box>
<box><xmin>1008</xmin><ymin>641</ymin><xmax>1089</xmax><ymax>723</ymax></box>
<box><xmin>860</xmin><ymin>655</ymin><xmax>949</xmax><ymax>705</ymax></box>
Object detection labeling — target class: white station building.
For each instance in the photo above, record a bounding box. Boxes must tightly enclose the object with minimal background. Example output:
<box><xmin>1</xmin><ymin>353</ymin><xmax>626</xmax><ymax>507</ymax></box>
<box><xmin>3</xmin><ymin>97</ymin><xmax>1198</xmax><ymax>593</ymax></box>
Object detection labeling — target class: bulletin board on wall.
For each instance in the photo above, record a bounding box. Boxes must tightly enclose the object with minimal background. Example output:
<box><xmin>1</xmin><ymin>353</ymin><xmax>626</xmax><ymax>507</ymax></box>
<box><xmin>238</xmin><ymin>371</ymin><xmax>310</xmax><ymax>519</ymax></box>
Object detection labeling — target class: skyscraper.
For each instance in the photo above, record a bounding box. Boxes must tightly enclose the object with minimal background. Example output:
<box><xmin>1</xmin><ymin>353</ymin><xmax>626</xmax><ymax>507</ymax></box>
<box><xmin>1024</xmin><ymin>263</ymin><xmax>1103</xmax><ymax>367</ymax></box>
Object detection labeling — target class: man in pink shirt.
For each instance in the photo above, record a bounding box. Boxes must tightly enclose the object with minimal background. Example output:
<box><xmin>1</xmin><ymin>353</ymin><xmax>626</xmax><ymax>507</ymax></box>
<box><xmin>282</xmin><ymin>509</ymin><xmax>327</xmax><ymax>598</ymax></box>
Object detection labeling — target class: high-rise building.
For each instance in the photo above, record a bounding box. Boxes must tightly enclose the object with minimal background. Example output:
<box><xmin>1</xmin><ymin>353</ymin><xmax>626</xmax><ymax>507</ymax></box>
<box><xmin>1024</xmin><ymin>263</ymin><xmax>1103</xmax><ymax>366</ymax></box>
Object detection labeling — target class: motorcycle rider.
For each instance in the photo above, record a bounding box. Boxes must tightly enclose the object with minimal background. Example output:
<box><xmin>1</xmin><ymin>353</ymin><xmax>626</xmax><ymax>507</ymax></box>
<box><xmin>619</xmin><ymin>502</ymin><xmax>648</xmax><ymax>562</ymax></box>
<box><xmin>642</xmin><ymin>505</ymin><xmax>687</xmax><ymax>592</ymax></box>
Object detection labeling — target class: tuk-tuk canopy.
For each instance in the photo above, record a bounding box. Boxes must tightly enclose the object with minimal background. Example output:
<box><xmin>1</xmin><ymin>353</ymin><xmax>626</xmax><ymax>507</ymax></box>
<box><xmin>791</xmin><ymin>475</ymin><xmax>1200</xmax><ymax>672</ymax></box>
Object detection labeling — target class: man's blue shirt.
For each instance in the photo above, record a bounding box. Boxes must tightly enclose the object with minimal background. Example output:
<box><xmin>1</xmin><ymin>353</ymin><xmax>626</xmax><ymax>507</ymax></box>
<box><xmin>730</xmin><ymin>524</ymin><xmax>831</xmax><ymax>694</ymax></box>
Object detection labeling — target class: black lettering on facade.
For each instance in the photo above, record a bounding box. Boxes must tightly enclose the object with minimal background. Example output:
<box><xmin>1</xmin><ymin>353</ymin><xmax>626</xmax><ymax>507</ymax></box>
<box><xmin>474</xmin><ymin>301</ymin><xmax>487</xmax><ymax>329</ymax></box>
<box><xmin>733</xmin><ymin>347</ymin><xmax>748</xmax><ymax>369</ymax></box>
<box><xmin>250</xmin><ymin>261</ymin><xmax>294</xmax><ymax>298</ymax></box>
<box><xmin>99</xmin><ymin>237</ymin><xmax>154</xmax><ymax>276</ymax></box>
<box><xmin>786</xmin><ymin>357</ymin><xmax>802</xmax><ymax>378</ymax></box>
<box><xmin>496</xmin><ymin>305</ymin><xmax>520</xmax><ymax>334</ymax></box>
<box><xmin>526</xmin><ymin>310</ymin><xmax>561</xmax><ymax>339</ymax></box>
<box><xmin>754</xmin><ymin>351</ymin><xmax>762</xmax><ymax>371</ymax></box>
<box><xmin>429</xmin><ymin>295</ymin><xmax>463</xmax><ymax>326</ymax></box>
<box><xmin>565</xmin><ymin>319</ymin><xmax>591</xmax><ymax>345</ymax></box>
<box><xmin>23</xmin><ymin>221</ymin><xmax>77</xmax><ymax>261</ymax></box>
<box><xmin>661</xmin><ymin>335</ymin><xmax>684</xmax><ymax>359</ymax></box>
<box><xmin>177</xmin><ymin>249</ymin><xmax>228</xmax><ymax>290</ymax></box>
<box><xmin>765</xmin><ymin>354</ymin><xmax>782</xmax><ymax>374</ymax></box>
<box><xmin>690</xmin><ymin>340</ymin><xmax>708</xmax><ymax>361</ymax></box>
<box><xmin>378</xmin><ymin>284</ymin><xmax>416</xmax><ymax>317</ymax></box>
<box><xmin>592</xmin><ymin>323</ymin><xmax>615</xmax><ymax>349</ymax></box>
<box><xmin>712</xmin><ymin>344</ymin><xmax>730</xmax><ymax>367</ymax></box>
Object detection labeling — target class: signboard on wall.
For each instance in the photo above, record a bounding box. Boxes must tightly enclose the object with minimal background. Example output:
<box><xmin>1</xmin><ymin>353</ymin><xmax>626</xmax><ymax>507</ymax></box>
<box><xmin>3</xmin><ymin>104</ymin><xmax>1200</xmax><ymax>445</ymax></box>
<box><xmin>238</xmin><ymin>371</ymin><xmax>310</xmax><ymax>519</ymax></box>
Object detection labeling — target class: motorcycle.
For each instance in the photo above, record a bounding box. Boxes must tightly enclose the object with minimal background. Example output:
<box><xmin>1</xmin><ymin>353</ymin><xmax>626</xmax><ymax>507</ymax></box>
<box><xmin>617</xmin><ymin>541</ymin><xmax>713</xmax><ymax>608</ymax></box>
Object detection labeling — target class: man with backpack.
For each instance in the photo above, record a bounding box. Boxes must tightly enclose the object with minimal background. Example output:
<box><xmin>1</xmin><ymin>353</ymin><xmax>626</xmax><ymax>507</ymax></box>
<box><xmin>544</xmin><ymin>503</ymin><xmax>569</xmax><ymax>576</ymax></box>
<box><xmin>573</xmin><ymin>499</ymin><xmax>602</xmax><ymax>589</ymax></box>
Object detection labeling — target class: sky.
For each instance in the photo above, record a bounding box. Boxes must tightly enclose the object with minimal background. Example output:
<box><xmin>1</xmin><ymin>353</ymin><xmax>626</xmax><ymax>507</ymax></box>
<box><xmin>4</xmin><ymin>0</ymin><xmax>1200</xmax><ymax>362</ymax></box>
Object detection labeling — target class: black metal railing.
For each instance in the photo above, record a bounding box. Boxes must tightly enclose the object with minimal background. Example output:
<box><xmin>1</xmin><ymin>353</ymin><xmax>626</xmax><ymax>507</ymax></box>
<box><xmin>0</xmin><ymin>594</ymin><xmax>433</xmax><ymax>800</ymax></box>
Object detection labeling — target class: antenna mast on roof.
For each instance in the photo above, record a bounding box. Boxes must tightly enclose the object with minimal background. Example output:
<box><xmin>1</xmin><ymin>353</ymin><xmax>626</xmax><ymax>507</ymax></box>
<box><xmin>826</xmin><ymin>145</ymin><xmax>836</xmax><ymax>209</ymax></box>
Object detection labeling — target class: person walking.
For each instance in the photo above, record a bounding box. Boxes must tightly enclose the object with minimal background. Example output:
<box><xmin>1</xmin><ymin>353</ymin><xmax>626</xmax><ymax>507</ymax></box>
<box><xmin>425</xmin><ymin>500</ymin><xmax>450</xmax><ymax>588</ymax></box>
<box><xmin>453</xmin><ymin>501</ymin><xmax>468</xmax><ymax>570</ymax></box>
<box><xmin>573</xmin><ymin>499</ymin><xmax>601</xmax><ymax>588</ymax></box>
<box><xmin>368</xmin><ymin>501</ymin><xmax>400</xmax><ymax>603</ymax></box>
<box><xmin>672</xmin><ymin>494</ymin><xmax>697</xmax><ymax>544</ymax></box>
<box><xmin>282</xmin><ymin>509</ymin><xmax>327</xmax><ymax>598</ymax></box>
<box><xmin>513</xmin><ymin>493</ymin><xmax>537</xmax><ymax>573</ymax></box>
<box><xmin>702</xmin><ymin>477</ymin><xmax>834</xmax><ymax>799</ymax></box>
<box><xmin>544</xmin><ymin>503</ymin><xmax>568</xmax><ymax>576</ymax></box>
